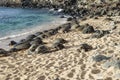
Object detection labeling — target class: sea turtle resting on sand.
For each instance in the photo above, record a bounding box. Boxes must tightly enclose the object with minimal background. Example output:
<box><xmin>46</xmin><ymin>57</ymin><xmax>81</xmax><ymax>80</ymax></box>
<box><xmin>34</xmin><ymin>32</ymin><xmax>43</xmax><ymax>36</ymax></box>
<box><xmin>76</xmin><ymin>25</ymin><xmax>85</xmax><ymax>31</ymax></box>
<box><xmin>25</xmin><ymin>34</ymin><xmax>36</xmax><ymax>41</ymax></box>
<box><xmin>35</xmin><ymin>45</ymin><xmax>48</xmax><ymax>54</ymax></box>
<box><xmin>9</xmin><ymin>40</ymin><xmax>17</xmax><ymax>46</ymax></box>
<box><xmin>0</xmin><ymin>48</ymin><xmax>8</xmax><ymax>57</ymax></box>
<box><xmin>14</xmin><ymin>42</ymin><xmax>31</xmax><ymax>50</ymax></box>
<box><xmin>92</xmin><ymin>54</ymin><xmax>111</xmax><ymax>62</ymax></box>
<box><xmin>30</xmin><ymin>37</ymin><xmax>43</xmax><ymax>45</ymax></box>
<box><xmin>44</xmin><ymin>29</ymin><xmax>56</xmax><ymax>37</ymax></box>
<box><xmin>52</xmin><ymin>42</ymin><xmax>65</xmax><ymax>50</ymax></box>
<box><xmin>28</xmin><ymin>44</ymin><xmax>39</xmax><ymax>54</ymax></box>
<box><xmin>82</xmin><ymin>24</ymin><xmax>95</xmax><ymax>34</ymax></box>
<box><xmin>9</xmin><ymin>48</ymin><xmax>18</xmax><ymax>53</ymax></box>
<box><xmin>91</xmin><ymin>30</ymin><xmax>110</xmax><ymax>38</ymax></box>
<box><xmin>58</xmin><ymin>23</ymin><xmax>71</xmax><ymax>33</ymax></box>
<box><xmin>55</xmin><ymin>26</ymin><xmax>62</xmax><ymax>31</ymax></box>
<box><xmin>54</xmin><ymin>38</ymin><xmax>67</xmax><ymax>44</ymax></box>
<box><xmin>77</xmin><ymin>43</ymin><xmax>93</xmax><ymax>52</ymax></box>
<box><xmin>38</xmin><ymin>33</ymin><xmax>48</xmax><ymax>39</ymax></box>
<box><xmin>102</xmin><ymin>59</ymin><xmax>120</xmax><ymax>70</ymax></box>
<box><xmin>114</xmin><ymin>60</ymin><xmax>120</xmax><ymax>70</ymax></box>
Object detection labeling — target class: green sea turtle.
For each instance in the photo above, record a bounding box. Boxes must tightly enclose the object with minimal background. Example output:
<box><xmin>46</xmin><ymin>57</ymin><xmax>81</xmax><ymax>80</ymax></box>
<box><xmin>14</xmin><ymin>42</ymin><xmax>31</xmax><ymax>50</ymax></box>
<box><xmin>82</xmin><ymin>24</ymin><xmax>95</xmax><ymax>34</ymax></box>
<box><xmin>0</xmin><ymin>48</ymin><xmax>8</xmax><ymax>57</ymax></box>
<box><xmin>54</xmin><ymin>38</ymin><xmax>67</xmax><ymax>44</ymax></box>
<box><xmin>92</xmin><ymin>54</ymin><xmax>111</xmax><ymax>62</ymax></box>
<box><xmin>77</xmin><ymin>43</ymin><xmax>93</xmax><ymax>52</ymax></box>
<box><xmin>35</xmin><ymin>45</ymin><xmax>48</xmax><ymax>54</ymax></box>
<box><xmin>52</xmin><ymin>42</ymin><xmax>65</xmax><ymax>50</ymax></box>
<box><xmin>28</xmin><ymin>44</ymin><xmax>39</xmax><ymax>54</ymax></box>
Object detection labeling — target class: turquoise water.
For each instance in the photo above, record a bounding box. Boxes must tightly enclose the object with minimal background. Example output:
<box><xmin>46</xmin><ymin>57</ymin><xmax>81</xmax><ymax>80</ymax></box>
<box><xmin>0</xmin><ymin>7</ymin><xmax>59</xmax><ymax>39</ymax></box>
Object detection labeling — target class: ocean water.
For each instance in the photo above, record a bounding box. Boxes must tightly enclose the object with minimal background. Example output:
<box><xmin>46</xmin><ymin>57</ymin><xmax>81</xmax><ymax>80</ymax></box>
<box><xmin>0</xmin><ymin>7</ymin><xmax>60</xmax><ymax>40</ymax></box>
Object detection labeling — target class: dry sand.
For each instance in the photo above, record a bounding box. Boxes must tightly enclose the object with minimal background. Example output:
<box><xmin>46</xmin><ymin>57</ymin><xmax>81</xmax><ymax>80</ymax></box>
<box><xmin>0</xmin><ymin>16</ymin><xmax>120</xmax><ymax>80</ymax></box>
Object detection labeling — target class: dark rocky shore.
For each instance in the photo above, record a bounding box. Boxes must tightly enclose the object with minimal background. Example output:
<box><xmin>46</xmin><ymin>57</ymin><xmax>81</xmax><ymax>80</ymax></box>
<box><xmin>0</xmin><ymin>0</ymin><xmax>120</xmax><ymax>80</ymax></box>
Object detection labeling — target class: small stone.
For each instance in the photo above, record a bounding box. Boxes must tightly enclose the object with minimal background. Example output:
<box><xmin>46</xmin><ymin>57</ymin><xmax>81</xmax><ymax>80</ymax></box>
<box><xmin>91</xmin><ymin>69</ymin><xmax>101</xmax><ymax>74</ymax></box>
<box><xmin>67</xmin><ymin>72</ymin><xmax>74</xmax><ymax>78</ymax></box>
<box><xmin>37</xmin><ymin>76</ymin><xmax>45</xmax><ymax>80</ymax></box>
<box><xmin>94</xmin><ymin>16</ymin><xmax>99</xmax><ymax>19</ymax></box>
<box><xmin>107</xmin><ymin>50</ymin><xmax>114</xmax><ymax>53</ymax></box>
<box><xmin>105</xmin><ymin>77</ymin><xmax>112</xmax><ymax>80</ymax></box>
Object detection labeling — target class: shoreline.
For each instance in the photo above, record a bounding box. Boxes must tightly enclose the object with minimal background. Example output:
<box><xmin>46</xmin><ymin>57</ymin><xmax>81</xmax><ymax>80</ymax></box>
<box><xmin>0</xmin><ymin>17</ymin><xmax>67</xmax><ymax>50</ymax></box>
